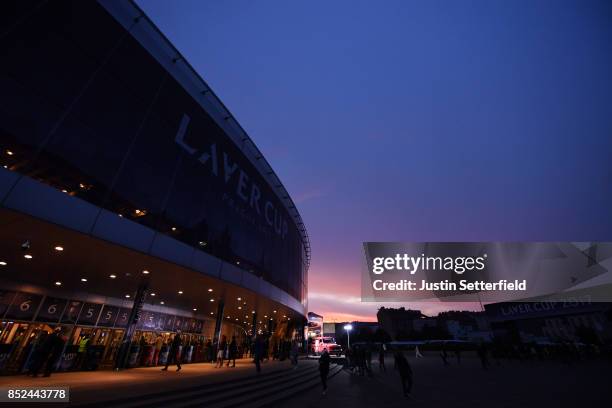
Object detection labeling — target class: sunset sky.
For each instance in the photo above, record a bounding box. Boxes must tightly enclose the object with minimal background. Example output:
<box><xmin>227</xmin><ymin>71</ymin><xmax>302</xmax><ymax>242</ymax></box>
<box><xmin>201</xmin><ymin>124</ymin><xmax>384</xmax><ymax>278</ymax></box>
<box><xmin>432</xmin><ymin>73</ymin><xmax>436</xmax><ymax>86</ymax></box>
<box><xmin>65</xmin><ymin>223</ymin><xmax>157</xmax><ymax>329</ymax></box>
<box><xmin>138</xmin><ymin>0</ymin><xmax>612</xmax><ymax>321</ymax></box>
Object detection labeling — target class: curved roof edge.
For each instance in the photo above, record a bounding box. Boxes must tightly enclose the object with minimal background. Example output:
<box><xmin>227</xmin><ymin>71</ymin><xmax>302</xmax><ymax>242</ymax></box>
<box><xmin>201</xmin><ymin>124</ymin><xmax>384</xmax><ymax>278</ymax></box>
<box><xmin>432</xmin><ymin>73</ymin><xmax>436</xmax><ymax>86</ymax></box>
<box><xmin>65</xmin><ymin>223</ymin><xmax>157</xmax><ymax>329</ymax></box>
<box><xmin>0</xmin><ymin>167</ymin><xmax>306</xmax><ymax>316</ymax></box>
<box><xmin>97</xmin><ymin>0</ymin><xmax>310</xmax><ymax>271</ymax></box>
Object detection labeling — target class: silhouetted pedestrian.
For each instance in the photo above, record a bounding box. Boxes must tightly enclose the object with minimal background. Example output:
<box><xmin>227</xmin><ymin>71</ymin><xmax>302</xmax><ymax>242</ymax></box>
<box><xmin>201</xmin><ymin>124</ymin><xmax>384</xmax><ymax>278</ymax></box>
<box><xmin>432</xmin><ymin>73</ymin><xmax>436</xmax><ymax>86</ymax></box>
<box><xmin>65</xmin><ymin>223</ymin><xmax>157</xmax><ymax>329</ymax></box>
<box><xmin>162</xmin><ymin>331</ymin><xmax>182</xmax><ymax>372</ymax></box>
<box><xmin>216</xmin><ymin>335</ymin><xmax>227</xmax><ymax>368</ymax></box>
<box><xmin>227</xmin><ymin>336</ymin><xmax>237</xmax><ymax>367</ymax></box>
<box><xmin>440</xmin><ymin>344</ymin><xmax>450</xmax><ymax>366</ymax></box>
<box><xmin>319</xmin><ymin>348</ymin><xmax>331</xmax><ymax>395</ymax></box>
<box><xmin>29</xmin><ymin>327</ymin><xmax>64</xmax><ymax>377</ymax></box>
<box><xmin>478</xmin><ymin>342</ymin><xmax>489</xmax><ymax>369</ymax></box>
<box><xmin>394</xmin><ymin>351</ymin><xmax>413</xmax><ymax>398</ymax></box>
<box><xmin>254</xmin><ymin>335</ymin><xmax>264</xmax><ymax>373</ymax></box>
<box><xmin>379</xmin><ymin>344</ymin><xmax>386</xmax><ymax>372</ymax></box>
<box><xmin>290</xmin><ymin>341</ymin><xmax>299</xmax><ymax>368</ymax></box>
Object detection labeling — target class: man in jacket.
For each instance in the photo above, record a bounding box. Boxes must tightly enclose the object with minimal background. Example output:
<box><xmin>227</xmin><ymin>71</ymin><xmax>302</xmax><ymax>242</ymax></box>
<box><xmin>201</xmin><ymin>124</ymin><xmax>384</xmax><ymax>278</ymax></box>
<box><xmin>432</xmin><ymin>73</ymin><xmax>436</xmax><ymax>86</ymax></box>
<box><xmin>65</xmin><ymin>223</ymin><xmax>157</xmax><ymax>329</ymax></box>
<box><xmin>162</xmin><ymin>331</ymin><xmax>182</xmax><ymax>372</ymax></box>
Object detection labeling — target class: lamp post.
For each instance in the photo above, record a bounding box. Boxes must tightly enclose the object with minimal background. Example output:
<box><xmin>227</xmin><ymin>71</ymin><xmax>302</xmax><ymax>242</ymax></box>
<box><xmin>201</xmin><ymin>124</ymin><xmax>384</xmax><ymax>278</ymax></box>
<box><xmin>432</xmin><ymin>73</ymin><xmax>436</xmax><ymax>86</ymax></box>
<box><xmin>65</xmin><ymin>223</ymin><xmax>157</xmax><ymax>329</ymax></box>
<box><xmin>343</xmin><ymin>324</ymin><xmax>353</xmax><ymax>350</ymax></box>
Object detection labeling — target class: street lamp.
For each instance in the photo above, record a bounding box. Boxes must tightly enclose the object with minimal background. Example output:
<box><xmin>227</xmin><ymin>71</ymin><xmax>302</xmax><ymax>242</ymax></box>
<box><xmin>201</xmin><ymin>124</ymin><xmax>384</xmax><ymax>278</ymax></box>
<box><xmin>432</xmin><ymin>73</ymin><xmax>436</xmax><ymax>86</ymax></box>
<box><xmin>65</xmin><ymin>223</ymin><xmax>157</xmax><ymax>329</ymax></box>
<box><xmin>343</xmin><ymin>324</ymin><xmax>353</xmax><ymax>350</ymax></box>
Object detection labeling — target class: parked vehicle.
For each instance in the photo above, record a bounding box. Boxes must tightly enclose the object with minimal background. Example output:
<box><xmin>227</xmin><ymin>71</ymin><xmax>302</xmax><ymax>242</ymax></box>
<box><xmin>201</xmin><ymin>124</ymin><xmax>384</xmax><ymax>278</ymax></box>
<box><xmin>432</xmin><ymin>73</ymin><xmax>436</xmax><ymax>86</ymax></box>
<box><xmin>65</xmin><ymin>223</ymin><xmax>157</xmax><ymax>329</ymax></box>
<box><xmin>311</xmin><ymin>337</ymin><xmax>342</xmax><ymax>356</ymax></box>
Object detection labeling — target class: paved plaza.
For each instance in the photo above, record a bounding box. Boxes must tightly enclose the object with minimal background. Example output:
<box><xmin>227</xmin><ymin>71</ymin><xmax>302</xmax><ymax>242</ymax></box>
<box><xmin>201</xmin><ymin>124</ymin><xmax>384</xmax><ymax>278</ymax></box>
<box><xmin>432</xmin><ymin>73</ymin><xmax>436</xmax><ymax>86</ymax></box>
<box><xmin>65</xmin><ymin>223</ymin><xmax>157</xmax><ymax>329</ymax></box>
<box><xmin>281</xmin><ymin>354</ymin><xmax>609</xmax><ymax>408</ymax></box>
<box><xmin>0</xmin><ymin>354</ymin><xmax>608</xmax><ymax>406</ymax></box>
<box><xmin>0</xmin><ymin>358</ymin><xmax>290</xmax><ymax>405</ymax></box>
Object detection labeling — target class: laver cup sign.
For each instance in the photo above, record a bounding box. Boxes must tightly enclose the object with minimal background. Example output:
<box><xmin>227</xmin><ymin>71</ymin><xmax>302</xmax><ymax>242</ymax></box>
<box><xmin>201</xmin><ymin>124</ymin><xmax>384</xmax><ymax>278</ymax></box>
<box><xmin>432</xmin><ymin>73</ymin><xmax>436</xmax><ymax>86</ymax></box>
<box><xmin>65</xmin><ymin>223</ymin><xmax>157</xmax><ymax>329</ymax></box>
<box><xmin>362</xmin><ymin>242</ymin><xmax>612</xmax><ymax>303</ymax></box>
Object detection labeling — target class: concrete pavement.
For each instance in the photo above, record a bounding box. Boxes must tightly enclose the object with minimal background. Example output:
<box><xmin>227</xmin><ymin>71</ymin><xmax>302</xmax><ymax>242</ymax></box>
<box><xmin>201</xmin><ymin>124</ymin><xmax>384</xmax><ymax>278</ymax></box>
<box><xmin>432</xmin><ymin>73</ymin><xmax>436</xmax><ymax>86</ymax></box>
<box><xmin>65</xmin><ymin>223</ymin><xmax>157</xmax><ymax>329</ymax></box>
<box><xmin>0</xmin><ymin>358</ymin><xmax>293</xmax><ymax>405</ymax></box>
<box><xmin>276</xmin><ymin>355</ymin><xmax>609</xmax><ymax>408</ymax></box>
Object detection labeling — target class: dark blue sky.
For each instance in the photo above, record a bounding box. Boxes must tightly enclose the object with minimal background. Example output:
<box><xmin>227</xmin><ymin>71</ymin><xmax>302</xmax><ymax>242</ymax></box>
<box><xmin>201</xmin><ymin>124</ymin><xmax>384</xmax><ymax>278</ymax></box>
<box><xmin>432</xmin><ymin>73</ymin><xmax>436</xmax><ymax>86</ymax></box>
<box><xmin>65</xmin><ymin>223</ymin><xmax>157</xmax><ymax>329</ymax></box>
<box><xmin>138</xmin><ymin>0</ymin><xmax>612</xmax><ymax>320</ymax></box>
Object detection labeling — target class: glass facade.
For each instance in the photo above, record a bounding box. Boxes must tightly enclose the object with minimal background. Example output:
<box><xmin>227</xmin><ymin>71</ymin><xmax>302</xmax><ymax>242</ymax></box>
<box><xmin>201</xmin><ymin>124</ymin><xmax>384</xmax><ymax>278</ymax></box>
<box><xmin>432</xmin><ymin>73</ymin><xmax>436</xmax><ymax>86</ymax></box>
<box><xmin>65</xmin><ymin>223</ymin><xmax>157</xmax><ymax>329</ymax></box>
<box><xmin>0</xmin><ymin>1</ymin><xmax>306</xmax><ymax>302</ymax></box>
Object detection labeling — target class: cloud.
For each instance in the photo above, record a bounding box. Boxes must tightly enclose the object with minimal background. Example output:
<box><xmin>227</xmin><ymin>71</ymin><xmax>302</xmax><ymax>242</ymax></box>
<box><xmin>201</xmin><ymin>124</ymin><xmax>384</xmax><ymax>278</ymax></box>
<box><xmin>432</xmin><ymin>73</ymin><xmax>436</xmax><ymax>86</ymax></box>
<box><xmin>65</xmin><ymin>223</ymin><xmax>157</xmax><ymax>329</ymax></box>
<box><xmin>294</xmin><ymin>188</ymin><xmax>327</xmax><ymax>204</ymax></box>
<box><xmin>308</xmin><ymin>291</ymin><xmax>481</xmax><ymax>322</ymax></box>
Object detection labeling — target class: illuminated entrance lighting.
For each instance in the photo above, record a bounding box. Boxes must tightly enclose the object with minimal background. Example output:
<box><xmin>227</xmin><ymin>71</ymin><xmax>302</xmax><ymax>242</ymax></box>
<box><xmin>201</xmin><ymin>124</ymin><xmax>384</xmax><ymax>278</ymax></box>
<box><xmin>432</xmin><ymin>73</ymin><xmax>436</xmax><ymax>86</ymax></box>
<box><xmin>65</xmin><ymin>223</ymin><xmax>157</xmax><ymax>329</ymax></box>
<box><xmin>125</xmin><ymin>294</ymin><xmax>130</xmax><ymax>298</ymax></box>
<box><xmin>238</xmin><ymin>306</ymin><xmax>242</xmax><ymax>310</ymax></box>
<box><xmin>199</xmin><ymin>241</ymin><xmax>207</xmax><ymax>247</ymax></box>
<box><xmin>6</xmin><ymin>150</ymin><xmax>14</xmax><ymax>156</ymax></box>
<box><xmin>273</xmin><ymin>310</ymin><xmax>277</xmax><ymax>313</ymax></box>
<box><xmin>207</xmin><ymin>288</ymin><xmax>213</xmax><ymax>292</ymax></box>
<box><xmin>235</xmin><ymin>261</ymin><xmax>240</xmax><ymax>265</ymax></box>
<box><xmin>150</xmin><ymin>293</ymin><xmax>156</xmax><ymax>296</ymax></box>
<box><xmin>210</xmin><ymin>312</ymin><xmax>214</xmax><ymax>315</ymax></box>
<box><xmin>0</xmin><ymin>261</ymin><xmax>6</xmax><ymax>266</ymax></box>
<box><xmin>251</xmin><ymin>310</ymin><xmax>255</xmax><ymax>314</ymax></box>
<box><xmin>178</xmin><ymin>290</ymin><xmax>183</xmax><ymax>294</ymax></box>
<box><xmin>209</xmin><ymin>299</ymin><xmax>214</xmax><ymax>302</ymax></box>
<box><xmin>142</xmin><ymin>270</ymin><xmax>150</xmax><ymax>275</ymax></box>
<box><xmin>193</xmin><ymin>308</ymin><xmax>197</xmax><ymax>311</ymax></box>
<box><xmin>235</xmin><ymin>318</ymin><xmax>238</xmax><ymax>321</ymax></box>
<box><xmin>160</xmin><ymin>301</ymin><xmax>165</xmax><ymax>305</ymax></box>
<box><xmin>80</xmin><ymin>278</ymin><xmax>87</xmax><ymax>282</ymax></box>
<box><xmin>171</xmin><ymin>227</ymin><xmax>177</xmax><ymax>231</ymax></box>
<box><xmin>24</xmin><ymin>254</ymin><xmax>33</xmax><ymax>259</ymax></box>
<box><xmin>237</xmin><ymin>297</ymin><xmax>241</xmax><ymax>301</ymax></box>
<box><xmin>54</xmin><ymin>246</ymin><xmax>64</xmax><ymax>251</ymax></box>
<box><xmin>264</xmin><ymin>315</ymin><xmax>267</xmax><ymax>318</ymax></box>
<box><xmin>55</xmin><ymin>281</ymin><xmax>62</xmax><ymax>286</ymax></box>
<box><xmin>109</xmin><ymin>274</ymin><xmax>116</xmax><ymax>279</ymax></box>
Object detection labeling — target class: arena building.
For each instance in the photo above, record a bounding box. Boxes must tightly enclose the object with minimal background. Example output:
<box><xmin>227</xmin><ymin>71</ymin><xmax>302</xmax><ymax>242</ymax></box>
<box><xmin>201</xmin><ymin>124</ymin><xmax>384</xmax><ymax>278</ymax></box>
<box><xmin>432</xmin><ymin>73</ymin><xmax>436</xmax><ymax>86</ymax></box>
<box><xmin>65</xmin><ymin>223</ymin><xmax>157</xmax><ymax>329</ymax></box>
<box><xmin>0</xmin><ymin>0</ymin><xmax>309</xmax><ymax>372</ymax></box>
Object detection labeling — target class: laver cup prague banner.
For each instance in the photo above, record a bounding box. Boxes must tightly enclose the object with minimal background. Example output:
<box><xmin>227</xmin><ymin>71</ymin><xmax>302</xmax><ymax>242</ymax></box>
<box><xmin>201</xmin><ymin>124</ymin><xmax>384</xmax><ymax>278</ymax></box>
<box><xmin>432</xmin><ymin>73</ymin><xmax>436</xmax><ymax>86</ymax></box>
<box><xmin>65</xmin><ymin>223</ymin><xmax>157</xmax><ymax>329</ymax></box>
<box><xmin>362</xmin><ymin>242</ymin><xmax>612</xmax><ymax>303</ymax></box>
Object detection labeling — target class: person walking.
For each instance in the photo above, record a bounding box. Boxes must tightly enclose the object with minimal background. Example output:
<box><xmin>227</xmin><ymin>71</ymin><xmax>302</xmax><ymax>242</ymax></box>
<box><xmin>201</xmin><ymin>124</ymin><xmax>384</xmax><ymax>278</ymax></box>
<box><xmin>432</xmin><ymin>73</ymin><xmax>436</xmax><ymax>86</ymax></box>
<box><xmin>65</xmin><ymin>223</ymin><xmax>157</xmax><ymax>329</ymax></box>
<box><xmin>29</xmin><ymin>327</ymin><xmax>65</xmax><ymax>377</ymax></box>
<box><xmin>477</xmin><ymin>342</ymin><xmax>489</xmax><ymax>369</ymax></box>
<box><xmin>226</xmin><ymin>336</ymin><xmax>237</xmax><ymax>367</ymax></box>
<box><xmin>345</xmin><ymin>347</ymin><xmax>354</xmax><ymax>373</ymax></box>
<box><xmin>153</xmin><ymin>335</ymin><xmax>163</xmax><ymax>366</ymax></box>
<box><xmin>319</xmin><ymin>348</ymin><xmax>331</xmax><ymax>395</ymax></box>
<box><xmin>290</xmin><ymin>340</ymin><xmax>299</xmax><ymax>369</ymax></box>
<box><xmin>216</xmin><ymin>335</ymin><xmax>227</xmax><ymax>368</ymax></box>
<box><xmin>357</xmin><ymin>346</ymin><xmax>366</xmax><ymax>376</ymax></box>
<box><xmin>378</xmin><ymin>344</ymin><xmax>386</xmax><ymax>372</ymax></box>
<box><xmin>440</xmin><ymin>344</ymin><xmax>450</xmax><ymax>366</ymax></box>
<box><xmin>365</xmin><ymin>345</ymin><xmax>373</xmax><ymax>375</ymax></box>
<box><xmin>394</xmin><ymin>351</ymin><xmax>413</xmax><ymax>398</ymax></box>
<box><xmin>254</xmin><ymin>335</ymin><xmax>264</xmax><ymax>373</ymax></box>
<box><xmin>454</xmin><ymin>347</ymin><xmax>462</xmax><ymax>365</ymax></box>
<box><xmin>162</xmin><ymin>331</ymin><xmax>182</xmax><ymax>372</ymax></box>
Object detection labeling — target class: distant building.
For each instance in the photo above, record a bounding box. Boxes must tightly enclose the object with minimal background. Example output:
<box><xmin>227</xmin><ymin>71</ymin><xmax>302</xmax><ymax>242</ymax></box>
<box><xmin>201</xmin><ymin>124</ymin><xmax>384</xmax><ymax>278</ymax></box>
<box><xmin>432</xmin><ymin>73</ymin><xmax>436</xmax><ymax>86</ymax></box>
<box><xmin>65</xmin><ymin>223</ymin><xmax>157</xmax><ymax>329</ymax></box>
<box><xmin>326</xmin><ymin>321</ymin><xmax>379</xmax><ymax>340</ymax></box>
<box><xmin>323</xmin><ymin>322</ymin><xmax>336</xmax><ymax>337</ymax></box>
<box><xmin>436</xmin><ymin>311</ymin><xmax>493</xmax><ymax>342</ymax></box>
<box><xmin>485</xmin><ymin>301</ymin><xmax>612</xmax><ymax>344</ymax></box>
<box><xmin>378</xmin><ymin>307</ymin><xmax>493</xmax><ymax>341</ymax></box>
<box><xmin>377</xmin><ymin>307</ymin><xmax>425</xmax><ymax>340</ymax></box>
